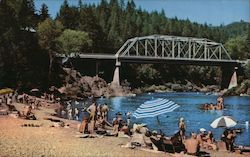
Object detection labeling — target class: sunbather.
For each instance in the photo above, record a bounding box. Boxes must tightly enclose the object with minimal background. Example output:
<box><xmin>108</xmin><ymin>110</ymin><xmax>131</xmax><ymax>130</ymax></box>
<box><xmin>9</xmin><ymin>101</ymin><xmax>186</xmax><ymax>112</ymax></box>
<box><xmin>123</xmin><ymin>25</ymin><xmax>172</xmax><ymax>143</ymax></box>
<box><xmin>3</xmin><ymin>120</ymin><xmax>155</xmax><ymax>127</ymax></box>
<box><xmin>184</xmin><ymin>133</ymin><xmax>200</xmax><ymax>156</ymax></box>
<box><xmin>203</xmin><ymin>131</ymin><xmax>217</xmax><ymax>150</ymax></box>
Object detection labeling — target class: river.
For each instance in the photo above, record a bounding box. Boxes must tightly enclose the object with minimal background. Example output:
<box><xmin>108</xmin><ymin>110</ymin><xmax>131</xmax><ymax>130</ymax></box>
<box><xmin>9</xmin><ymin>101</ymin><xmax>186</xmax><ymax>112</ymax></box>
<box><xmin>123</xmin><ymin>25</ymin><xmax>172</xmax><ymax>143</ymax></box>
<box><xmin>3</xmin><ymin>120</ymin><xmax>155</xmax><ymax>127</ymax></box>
<box><xmin>77</xmin><ymin>92</ymin><xmax>250</xmax><ymax>146</ymax></box>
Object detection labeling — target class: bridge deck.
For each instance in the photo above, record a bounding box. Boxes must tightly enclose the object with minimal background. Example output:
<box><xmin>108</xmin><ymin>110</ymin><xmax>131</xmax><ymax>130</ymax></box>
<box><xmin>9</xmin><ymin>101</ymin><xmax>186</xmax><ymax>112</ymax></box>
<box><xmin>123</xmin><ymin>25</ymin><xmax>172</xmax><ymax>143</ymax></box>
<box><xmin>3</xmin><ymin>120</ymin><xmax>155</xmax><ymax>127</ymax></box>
<box><xmin>56</xmin><ymin>53</ymin><xmax>239</xmax><ymax>66</ymax></box>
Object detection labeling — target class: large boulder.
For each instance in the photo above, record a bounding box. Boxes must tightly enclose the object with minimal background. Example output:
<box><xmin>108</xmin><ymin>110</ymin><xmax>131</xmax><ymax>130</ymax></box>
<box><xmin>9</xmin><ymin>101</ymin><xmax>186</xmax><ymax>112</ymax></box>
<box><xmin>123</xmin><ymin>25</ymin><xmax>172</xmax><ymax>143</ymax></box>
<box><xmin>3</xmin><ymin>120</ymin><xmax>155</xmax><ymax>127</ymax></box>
<box><xmin>59</xmin><ymin>68</ymin><xmax>131</xmax><ymax>99</ymax></box>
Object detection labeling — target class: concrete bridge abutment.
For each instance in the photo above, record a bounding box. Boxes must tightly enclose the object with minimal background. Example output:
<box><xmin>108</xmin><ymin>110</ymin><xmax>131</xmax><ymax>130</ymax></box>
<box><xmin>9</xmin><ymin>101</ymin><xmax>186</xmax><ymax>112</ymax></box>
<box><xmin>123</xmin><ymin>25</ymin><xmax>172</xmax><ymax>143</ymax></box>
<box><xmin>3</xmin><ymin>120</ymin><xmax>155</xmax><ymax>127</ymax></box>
<box><xmin>221</xmin><ymin>65</ymin><xmax>238</xmax><ymax>89</ymax></box>
<box><xmin>112</xmin><ymin>59</ymin><xmax>121</xmax><ymax>86</ymax></box>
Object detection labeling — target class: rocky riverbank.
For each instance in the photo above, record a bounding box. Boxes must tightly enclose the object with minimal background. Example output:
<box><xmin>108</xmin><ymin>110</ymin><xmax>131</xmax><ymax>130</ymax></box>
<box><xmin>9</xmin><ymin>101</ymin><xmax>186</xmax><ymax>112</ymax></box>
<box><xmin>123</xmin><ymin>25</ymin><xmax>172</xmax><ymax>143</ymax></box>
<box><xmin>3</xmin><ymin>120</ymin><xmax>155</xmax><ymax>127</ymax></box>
<box><xmin>223</xmin><ymin>79</ymin><xmax>250</xmax><ymax>96</ymax></box>
<box><xmin>55</xmin><ymin>68</ymin><xmax>249</xmax><ymax>99</ymax></box>
<box><xmin>57</xmin><ymin>68</ymin><xmax>132</xmax><ymax>99</ymax></box>
<box><xmin>133</xmin><ymin>79</ymin><xmax>250</xmax><ymax>97</ymax></box>
<box><xmin>133</xmin><ymin>80</ymin><xmax>221</xmax><ymax>94</ymax></box>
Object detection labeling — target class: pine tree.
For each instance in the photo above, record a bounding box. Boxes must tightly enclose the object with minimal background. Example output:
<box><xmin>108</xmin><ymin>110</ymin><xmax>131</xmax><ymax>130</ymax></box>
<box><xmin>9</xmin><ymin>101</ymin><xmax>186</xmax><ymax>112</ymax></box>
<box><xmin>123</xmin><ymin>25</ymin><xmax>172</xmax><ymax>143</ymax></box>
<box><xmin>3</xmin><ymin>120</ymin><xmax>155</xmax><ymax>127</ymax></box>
<box><xmin>96</xmin><ymin>0</ymin><xmax>110</xmax><ymax>33</ymax></box>
<box><xmin>18</xmin><ymin>0</ymin><xmax>38</xmax><ymax>28</ymax></box>
<box><xmin>57</xmin><ymin>0</ymin><xmax>79</xmax><ymax>29</ymax></box>
<box><xmin>79</xmin><ymin>6</ymin><xmax>106</xmax><ymax>53</ymax></box>
<box><xmin>108</xmin><ymin>0</ymin><xmax>121</xmax><ymax>48</ymax></box>
<box><xmin>40</xmin><ymin>3</ymin><xmax>49</xmax><ymax>21</ymax></box>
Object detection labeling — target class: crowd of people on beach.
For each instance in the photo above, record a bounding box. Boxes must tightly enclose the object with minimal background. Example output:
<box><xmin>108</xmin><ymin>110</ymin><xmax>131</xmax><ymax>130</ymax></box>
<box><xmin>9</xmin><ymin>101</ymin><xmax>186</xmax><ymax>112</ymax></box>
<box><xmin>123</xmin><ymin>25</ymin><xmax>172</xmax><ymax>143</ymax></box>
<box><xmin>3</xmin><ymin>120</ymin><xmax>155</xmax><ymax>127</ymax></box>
<box><xmin>78</xmin><ymin>101</ymin><xmax>126</xmax><ymax>136</ymax></box>
<box><xmin>0</xmin><ymin>90</ymin><xmax>60</xmax><ymax>120</ymax></box>
<box><xmin>1</xmin><ymin>90</ymin><xmax>244</xmax><ymax>156</ymax></box>
<box><xmin>73</xmin><ymin>97</ymin><xmax>240</xmax><ymax>156</ymax></box>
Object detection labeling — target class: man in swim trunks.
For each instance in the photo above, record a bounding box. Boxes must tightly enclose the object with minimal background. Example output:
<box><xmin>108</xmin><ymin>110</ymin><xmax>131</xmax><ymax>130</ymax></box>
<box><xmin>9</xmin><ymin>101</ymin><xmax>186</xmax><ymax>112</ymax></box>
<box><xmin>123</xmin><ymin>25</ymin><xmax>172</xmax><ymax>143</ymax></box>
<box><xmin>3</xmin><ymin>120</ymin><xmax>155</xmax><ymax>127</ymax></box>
<box><xmin>185</xmin><ymin>133</ymin><xmax>200</xmax><ymax>156</ymax></box>
<box><xmin>87</xmin><ymin>101</ymin><xmax>97</xmax><ymax>134</ymax></box>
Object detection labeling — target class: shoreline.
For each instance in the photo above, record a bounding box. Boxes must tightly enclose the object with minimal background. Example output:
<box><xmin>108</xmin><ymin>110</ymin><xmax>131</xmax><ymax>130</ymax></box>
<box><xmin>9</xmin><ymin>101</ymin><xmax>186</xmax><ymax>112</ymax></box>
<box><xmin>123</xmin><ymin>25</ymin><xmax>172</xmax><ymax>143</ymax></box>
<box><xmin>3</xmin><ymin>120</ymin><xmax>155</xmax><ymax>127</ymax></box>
<box><xmin>0</xmin><ymin>102</ymin><xmax>249</xmax><ymax>157</ymax></box>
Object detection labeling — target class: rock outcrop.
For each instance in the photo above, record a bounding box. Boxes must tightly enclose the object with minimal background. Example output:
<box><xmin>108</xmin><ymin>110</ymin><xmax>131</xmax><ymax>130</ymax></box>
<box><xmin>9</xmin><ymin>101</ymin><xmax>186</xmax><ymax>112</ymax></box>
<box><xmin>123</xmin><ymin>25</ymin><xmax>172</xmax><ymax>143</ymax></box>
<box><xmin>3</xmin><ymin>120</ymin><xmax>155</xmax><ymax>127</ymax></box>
<box><xmin>58</xmin><ymin>68</ymin><xmax>131</xmax><ymax>99</ymax></box>
<box><xmin>224</xmin><ymin>79</ymin><xmax>250</xmax><ymax>96</ymax></box>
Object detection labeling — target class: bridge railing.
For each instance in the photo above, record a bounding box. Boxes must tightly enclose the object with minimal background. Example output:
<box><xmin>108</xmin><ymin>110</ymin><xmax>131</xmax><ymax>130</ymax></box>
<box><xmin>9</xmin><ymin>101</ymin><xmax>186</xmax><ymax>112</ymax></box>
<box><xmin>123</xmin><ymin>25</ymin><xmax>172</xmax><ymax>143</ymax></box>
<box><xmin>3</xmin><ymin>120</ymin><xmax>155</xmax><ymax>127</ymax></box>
<box><xmin>116</xmin><ymin>35</ymin><xmax>232</xmax><ymax>61</ymax></box>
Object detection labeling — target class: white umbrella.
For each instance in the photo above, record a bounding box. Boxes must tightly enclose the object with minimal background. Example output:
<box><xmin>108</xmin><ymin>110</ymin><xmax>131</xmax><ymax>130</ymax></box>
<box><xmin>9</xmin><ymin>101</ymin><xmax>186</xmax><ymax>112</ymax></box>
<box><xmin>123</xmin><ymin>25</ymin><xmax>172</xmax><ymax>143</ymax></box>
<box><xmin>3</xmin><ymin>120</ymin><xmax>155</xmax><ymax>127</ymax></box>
<box><xmin>133</xmin><ymin>98</ymin><xmax>180</xmax><ymax>119</ymax></box>
<box><xmin>30</xmin><ymin>88</ymin><xmax>39</xmax><ymax>92</ymax></box>
<box><xmin>210</xmin><ymin>116</ymin><xmax>237</xmax><ymax>128</ymax></box>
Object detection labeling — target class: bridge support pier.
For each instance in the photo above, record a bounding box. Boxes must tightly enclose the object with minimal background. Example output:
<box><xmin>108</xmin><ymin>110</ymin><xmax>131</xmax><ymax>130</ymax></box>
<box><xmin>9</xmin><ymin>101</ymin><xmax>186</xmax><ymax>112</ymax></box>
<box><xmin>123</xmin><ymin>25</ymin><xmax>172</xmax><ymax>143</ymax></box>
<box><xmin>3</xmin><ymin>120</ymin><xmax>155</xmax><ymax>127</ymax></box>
<box><xmin>112</xmin><ymin>59</ymin><xmax>121</xmax><ymax>86</ymax></box>
<box><xmin>95</xmin><ymin>61</ymin><xmax>99</xmax><ymax>76</ymax></box>
<box><xmin>221</xmin><ymin>66</ymin><xmax>237</xmax><ymax>89</ymax></box>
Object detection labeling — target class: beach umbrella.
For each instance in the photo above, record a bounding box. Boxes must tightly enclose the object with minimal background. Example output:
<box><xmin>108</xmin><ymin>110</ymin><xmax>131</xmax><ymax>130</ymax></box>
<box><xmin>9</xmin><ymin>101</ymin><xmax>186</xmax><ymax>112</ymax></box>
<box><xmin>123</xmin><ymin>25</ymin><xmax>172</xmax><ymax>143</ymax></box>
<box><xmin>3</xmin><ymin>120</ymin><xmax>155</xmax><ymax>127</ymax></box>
<box><xmin>133</xmin><ymin>98</ymin><xmax>180</xmax><ymax>119</ymax></box>
<box><xmin>210</xmin><ymin>116</ymin><xmax>237</xmax><ymax>128</ymax></box>
<box><xmin>30</xmin><ymin>88</ymin><xmax>39</xmax><ymax>92</ymax></box>
<box><xmin>0</xmin><ymin>88</ymin><xmax>13</xmax><ymax>95</ymax></box>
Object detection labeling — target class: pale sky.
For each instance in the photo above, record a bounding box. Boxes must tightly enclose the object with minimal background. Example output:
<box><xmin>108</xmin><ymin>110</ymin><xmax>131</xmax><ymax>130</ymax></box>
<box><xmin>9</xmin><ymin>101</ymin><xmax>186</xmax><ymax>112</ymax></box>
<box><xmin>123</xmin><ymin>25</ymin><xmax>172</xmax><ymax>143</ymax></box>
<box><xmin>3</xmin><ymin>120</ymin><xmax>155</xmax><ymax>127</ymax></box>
<box><xmin>35</xmin><ymin>0</ymin><xmax>250</xmax><ymax>26</ymax></box>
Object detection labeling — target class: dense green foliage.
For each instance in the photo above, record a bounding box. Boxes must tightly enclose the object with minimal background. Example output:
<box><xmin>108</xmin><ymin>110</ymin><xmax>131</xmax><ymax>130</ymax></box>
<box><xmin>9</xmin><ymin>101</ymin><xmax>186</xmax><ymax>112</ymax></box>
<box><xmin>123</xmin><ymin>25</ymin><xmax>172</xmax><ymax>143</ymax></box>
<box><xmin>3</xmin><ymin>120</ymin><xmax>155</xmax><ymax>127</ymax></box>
<box><xmin>37</xmin><ymin>19</ymin><xmax>63</xmax><ymax>53</ymax></box>
<box><xmin>57</xmin><ymin>29</ymin><xmax>92</xmax><ymax>54</ymax></box>
<box><xmin>221</xmin><ymin>21</ymin><xmax>249</xmax><ymax>39</ymax></box>
<box><xmin>245</xmin><ymin>61</ymin><xmax>250</xmax><ymax>79</ymax></box>
<box><xmin>37</xmin><ymin>18</ymin><xmax>63</xmax><ymax>80</ymax></box>
<box><xmin>0</xmin><ymin>0</ymin><xmax>249</xmax><ymax>90</ymax></box>
<box><xmin>225</xmin><ymin>36</ymin><xmax>249</xmax><ymax>60</ymax></box>
<box><xmin>0</xmin><ymin>0</ymin><xmax>49</xmax><ymax>89</ymax></box>
<box><xmin>56</xmin><ymin>0</ymin><xmax>246</xmax><ymax>53</ymax></box>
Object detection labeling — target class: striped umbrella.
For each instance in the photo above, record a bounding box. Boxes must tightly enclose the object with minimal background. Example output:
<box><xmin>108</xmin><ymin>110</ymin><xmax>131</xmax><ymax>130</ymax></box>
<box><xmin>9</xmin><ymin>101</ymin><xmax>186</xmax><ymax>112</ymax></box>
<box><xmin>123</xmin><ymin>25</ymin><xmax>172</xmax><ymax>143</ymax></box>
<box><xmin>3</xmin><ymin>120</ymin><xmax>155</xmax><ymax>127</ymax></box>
<box><xmin>210</xmin><ymin>116</ymin><xmax>237</xmax><ymax>128</ymax></box>
<box><xmin>133</xmin><ymin>98</ymin><xmax>180</xmax><ymax>119</ymax></box>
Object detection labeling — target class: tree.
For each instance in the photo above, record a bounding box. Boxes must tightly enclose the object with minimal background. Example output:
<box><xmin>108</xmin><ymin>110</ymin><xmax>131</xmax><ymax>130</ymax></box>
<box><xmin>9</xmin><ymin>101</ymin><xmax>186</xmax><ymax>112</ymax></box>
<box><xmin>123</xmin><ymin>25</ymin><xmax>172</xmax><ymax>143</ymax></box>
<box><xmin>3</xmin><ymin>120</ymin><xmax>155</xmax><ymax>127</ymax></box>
<box><xmin>225</xmin><ymin>36</ymin><xmax>248</xmax><ymax>60</ymax></box>
<box><xmin>57</xmin><ymin>29</ymin><xmax>92</xmax><ymax>54</ymax></box>
<box><xmin>245</xmin><ymin>61</ymin><xmax>250</xmax><ymax>79</ymax></box>
<box><xmin>79</xmin><ymin>6</ymin><xmax>107</xmax><ymax>53</ymax></box>
<box><xmin>37</xmin><ymin>18</ymin><xmax>63</xmax><ymax>80</ymax></box>
<box><xmin>108</xmin><ymin>0</ymin><xmax>121</xmax><ymax>48</ymax></box>
<box><xmin>18</xmin><ymin>0</ymin><xmax>38</xmax><ymax>28</ymax></box>
<box><xmin>246</xmin><ymin>24</ymin><xmax>250</xmax><ymax>57</ymax></box>
<box><xmin>136</xmin><ymin>64</ymin><xmax>161</xmax><ymax>85</ymax></box>
<box><xmin>39</xmin><ymin>3</ymin><xmax>49</xmax><ymax>21</ymax></box>
<box><xmin>57</xmin><ymin>0</ymin><xmax>79</xmax><ymax>29</ymax></box>
<box><xmin>96</xmin><ymin>0</ymin><xmax>110</xmax><ymax>33</ymax></box>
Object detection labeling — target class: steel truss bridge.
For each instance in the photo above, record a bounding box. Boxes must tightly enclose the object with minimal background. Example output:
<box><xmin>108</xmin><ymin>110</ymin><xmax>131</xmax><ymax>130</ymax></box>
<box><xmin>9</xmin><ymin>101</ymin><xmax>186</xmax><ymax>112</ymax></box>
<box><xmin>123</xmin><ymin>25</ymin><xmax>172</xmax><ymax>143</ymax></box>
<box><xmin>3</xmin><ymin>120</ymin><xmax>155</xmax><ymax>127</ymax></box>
<box><xmin>56</xmin><ymin>35</ymin><xmax>243</xmax><ymax>87</ymax></box>
<box><xmin>57</xmin><ymin>35</ymin><xmax>236</xmax><ymax>64</ymax></box>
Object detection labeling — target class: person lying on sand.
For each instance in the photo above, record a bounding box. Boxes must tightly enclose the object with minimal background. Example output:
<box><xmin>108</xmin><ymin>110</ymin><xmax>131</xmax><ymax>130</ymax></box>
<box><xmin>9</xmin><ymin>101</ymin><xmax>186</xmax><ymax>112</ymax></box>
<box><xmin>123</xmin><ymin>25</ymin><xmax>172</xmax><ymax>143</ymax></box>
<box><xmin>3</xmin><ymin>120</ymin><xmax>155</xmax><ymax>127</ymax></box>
<box><xmin>122</xmin><ymin>124</ymin><xmax>150</xmax><ymax>148</ymax></box>
<box><xmin>149</xmin><ymin>130</ymin><xmax>165</xmax><ymax>151</ymax></box>
<box><xmin>20</xmin><ymin>105</ymin><xmax>36</xmax><ymax>120</ymax></box>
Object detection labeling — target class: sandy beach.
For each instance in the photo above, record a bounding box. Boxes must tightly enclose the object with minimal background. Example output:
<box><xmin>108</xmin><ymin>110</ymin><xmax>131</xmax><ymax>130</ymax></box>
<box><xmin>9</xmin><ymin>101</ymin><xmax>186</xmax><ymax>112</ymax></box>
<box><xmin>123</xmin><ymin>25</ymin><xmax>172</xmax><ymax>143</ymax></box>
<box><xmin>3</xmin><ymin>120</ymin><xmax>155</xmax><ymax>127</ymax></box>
<box><xmin>0</xmin><ymin>103</ymin><xmax>248</xmax><ymax>157</ymax></box>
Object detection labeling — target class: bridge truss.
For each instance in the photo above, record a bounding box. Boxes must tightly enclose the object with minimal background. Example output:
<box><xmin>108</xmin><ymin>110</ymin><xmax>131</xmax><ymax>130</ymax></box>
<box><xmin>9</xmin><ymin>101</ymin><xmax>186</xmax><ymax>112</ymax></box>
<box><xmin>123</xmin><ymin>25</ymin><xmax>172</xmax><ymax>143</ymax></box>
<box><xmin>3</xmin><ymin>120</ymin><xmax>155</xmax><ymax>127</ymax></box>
<box><xmin>116</xmin><ymin>35</ymin><xmax>231</xmax><ymax>61</ymax></box>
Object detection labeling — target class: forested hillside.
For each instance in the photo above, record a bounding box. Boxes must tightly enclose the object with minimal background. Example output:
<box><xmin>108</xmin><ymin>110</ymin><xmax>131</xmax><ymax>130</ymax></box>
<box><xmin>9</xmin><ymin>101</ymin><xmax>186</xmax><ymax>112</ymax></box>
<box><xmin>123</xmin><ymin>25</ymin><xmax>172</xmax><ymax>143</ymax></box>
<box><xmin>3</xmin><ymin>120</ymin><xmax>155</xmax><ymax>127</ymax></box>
<box><xmin>0</xmin><ymin>0</ymin><xmax>249</xmax><ymax>90</ymax></box>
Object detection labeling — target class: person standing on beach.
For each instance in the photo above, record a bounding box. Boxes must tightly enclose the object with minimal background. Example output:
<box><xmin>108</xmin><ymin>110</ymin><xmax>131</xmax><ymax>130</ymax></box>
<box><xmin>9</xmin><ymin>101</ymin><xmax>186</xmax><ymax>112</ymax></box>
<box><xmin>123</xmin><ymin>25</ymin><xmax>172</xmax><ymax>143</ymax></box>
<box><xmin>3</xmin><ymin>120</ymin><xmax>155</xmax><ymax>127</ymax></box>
<box><xmin>226</xmin><ymin>130</ymin><xmax>236</xmax><ymax>152</ymax></box>
<box><xmin>79</xmin><ymin>107</ymin><xmax>90</xmax><ymax>134</ymax></box>
<box><xmin>101</xmin><ymin>103</ymin><xmax>109</xmax><ymax>121</ymax></box>
<box><xmin>87</xmin><ymin>101</ymin><xmax>97</xmax><ymax>134</ymax></box>
<box><xmin>178</xmin><ymin>117</ymin><xmax>186</xmax><ymax>139</ymax></box>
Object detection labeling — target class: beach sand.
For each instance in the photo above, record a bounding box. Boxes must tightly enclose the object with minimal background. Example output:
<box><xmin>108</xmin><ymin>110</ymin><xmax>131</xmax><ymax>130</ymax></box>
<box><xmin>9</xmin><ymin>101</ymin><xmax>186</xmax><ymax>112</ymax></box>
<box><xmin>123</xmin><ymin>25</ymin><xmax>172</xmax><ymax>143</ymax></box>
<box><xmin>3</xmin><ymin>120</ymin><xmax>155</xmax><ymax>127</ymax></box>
<box><xmin>0</xmin><ymin>103</ymin><xmax>248</xmax><ymax>157</ymax></box>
